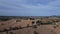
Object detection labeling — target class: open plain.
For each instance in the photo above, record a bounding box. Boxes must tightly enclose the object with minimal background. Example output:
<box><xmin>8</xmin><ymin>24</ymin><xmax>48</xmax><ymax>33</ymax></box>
<box><xmin>0</xmin><ymin>16</ymin><xmax>60</xmax><ymax>34</ymax></box>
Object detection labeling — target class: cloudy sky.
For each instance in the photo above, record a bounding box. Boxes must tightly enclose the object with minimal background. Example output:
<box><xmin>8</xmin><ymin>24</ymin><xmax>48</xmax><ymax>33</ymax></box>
<box><xmin>0</xmin><ymin>0</ymin><xmax>60</xmax><ymax>16</ymax></box>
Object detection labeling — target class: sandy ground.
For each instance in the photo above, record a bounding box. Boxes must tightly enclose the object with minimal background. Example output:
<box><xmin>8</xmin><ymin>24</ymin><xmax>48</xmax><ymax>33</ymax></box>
<box><xmin>0</xmin><ymin>19</ymin><xmax>60</xmax><ymax>34</ymax></box>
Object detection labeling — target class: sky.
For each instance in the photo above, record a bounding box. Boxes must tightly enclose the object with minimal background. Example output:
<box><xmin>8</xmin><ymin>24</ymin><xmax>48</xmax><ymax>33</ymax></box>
<box><xmin>0</xmin><ymin>0</ymin><xmax>60</xmax><ymax>16</ymax></box>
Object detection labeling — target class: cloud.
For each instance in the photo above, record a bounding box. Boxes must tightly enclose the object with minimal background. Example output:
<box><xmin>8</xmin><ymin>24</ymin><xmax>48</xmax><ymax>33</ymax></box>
<box><xmin>0</xmin><ymin>0</ymin><xmax>60</xmax><ymax>16</ymax></box>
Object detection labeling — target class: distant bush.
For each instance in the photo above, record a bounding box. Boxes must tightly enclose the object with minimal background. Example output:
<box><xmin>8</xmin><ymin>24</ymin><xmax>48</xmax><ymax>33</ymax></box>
<box><xmin>33</xmin><ymin>25</ymin><xmax>37</xmax><ymax>28</ymax></box>
<box><xmin>30</xmin><ymin>18</ymin><xmax>35</xmax><ymax>20</ymax></box>
<box><xmin>36</xmin><ymin>21</ymin><xmax>42</xmax><ymax>25</ymax></box>
<box><xmin>3</xmin><ymin>28</ymin><xmax>10</xmax><ymax>31</ymax></box>
<box><xmin>12</xmin><ymin>27</ymin><xmax>19</xmax><ymax>30</ymax></box>
<box><xmin>9</xmin><ymin>27</ymin><xmax>13</xmax><ymax>30</ymax></box>
<box><xmin>9</xmin><ymin>26</ymin><xmax>23</xmax><ymax>30</ymax></box>
<box><xmin>10</xmin><ymin>32</ymin><xmax>14</xmax><ymax>34</ymax></box>
<box><xmin>0</xmin><ymin>30</ymin><xmax>1</xmax><ymax>32</ymax></box>
<box><xmin>32</xmin><ymin>21</ymin><xmax>35</xmax><ymax>25</ymax></box>
<box><xmin>56</xmin><ymin>25</ymin><xmax>59</xmax><ymax>27</ymax></box>
<box><xmin>34</xmin><ymin>31</ymin><xmax>38</xmax><ymax>34</ymax></box>
<box><xmin>0</xmin><ymin>30</ymin><xmax>3</xmax><ymax>32</ymax></box>
<box><xmin>16</xmin><ymin>20</ymin><xmax>21</xmax><ymax>22</ymax></box>
<box><xmin>27</xmin><ymin>24</ymin><xmax>30</xmax><ymax>28</ymax></box>
<box><xmin>19</xmin><ymin>26</ymin><xmax>23</xmax><ymax>29</ymax></box>
<box><xmin>53</xmin><ymin>26</ymin><xmax>56</xmax><ymax>29</ymax></box>
<box><xmin>40</xmin><ymin>21</ymin><xmax>53</xmax><ymax>25</ymax></box>
<box><xmin>1</xmin><ymin>23</ymin><xmax>4</xmax><ymax>25</ymax></box>
<box><xmin>0</xmin><ymin>17</ymin><xmax>11</xmax><ymax>21</ymax></box>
